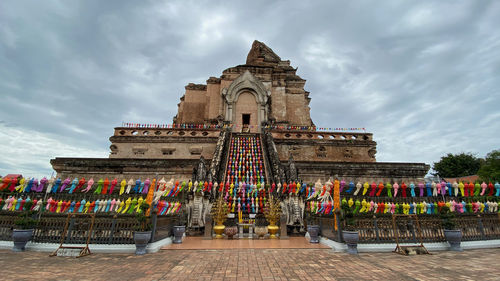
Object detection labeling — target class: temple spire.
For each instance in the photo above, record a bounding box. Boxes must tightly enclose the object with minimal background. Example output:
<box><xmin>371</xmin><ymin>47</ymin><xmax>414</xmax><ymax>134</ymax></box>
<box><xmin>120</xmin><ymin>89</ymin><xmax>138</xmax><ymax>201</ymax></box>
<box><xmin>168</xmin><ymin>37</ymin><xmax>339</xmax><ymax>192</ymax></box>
<box><xmin>246</xmin><ymin>40</ymin><xmax>281</xmax><ymax>66</ymax></box>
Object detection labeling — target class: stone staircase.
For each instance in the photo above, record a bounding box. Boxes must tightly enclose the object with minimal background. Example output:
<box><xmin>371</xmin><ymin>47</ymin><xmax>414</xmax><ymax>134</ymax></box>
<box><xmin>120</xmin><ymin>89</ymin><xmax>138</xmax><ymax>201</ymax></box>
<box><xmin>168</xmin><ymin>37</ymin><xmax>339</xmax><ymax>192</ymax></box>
<box><xmin>223</xmin><ymin>134</ymin><xmax>267</xmax><ymax>214</ymax></box>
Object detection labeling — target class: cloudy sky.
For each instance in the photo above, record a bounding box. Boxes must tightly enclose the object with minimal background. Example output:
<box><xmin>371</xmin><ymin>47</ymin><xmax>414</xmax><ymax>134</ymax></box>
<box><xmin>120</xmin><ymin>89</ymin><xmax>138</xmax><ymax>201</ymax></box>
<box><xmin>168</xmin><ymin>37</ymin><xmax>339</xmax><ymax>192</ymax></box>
<box><xmin>1</xmin><ymin>0</ymin><xmax>499</xmax><ymax>177</ymax></box>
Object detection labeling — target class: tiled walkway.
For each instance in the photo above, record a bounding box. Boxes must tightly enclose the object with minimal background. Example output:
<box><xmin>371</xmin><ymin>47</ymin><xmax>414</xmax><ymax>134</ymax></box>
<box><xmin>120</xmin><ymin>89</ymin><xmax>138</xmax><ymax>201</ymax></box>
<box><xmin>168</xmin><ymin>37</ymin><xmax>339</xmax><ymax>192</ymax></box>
<box><xmin>163</xmin><ymin>237</ymin><xmax>329</xmax><ymax>250</ymax></box>
<box><xmin>1</xmin><ymin>246</ymin><xmax>499</xmax><ymax>280</ymax></box>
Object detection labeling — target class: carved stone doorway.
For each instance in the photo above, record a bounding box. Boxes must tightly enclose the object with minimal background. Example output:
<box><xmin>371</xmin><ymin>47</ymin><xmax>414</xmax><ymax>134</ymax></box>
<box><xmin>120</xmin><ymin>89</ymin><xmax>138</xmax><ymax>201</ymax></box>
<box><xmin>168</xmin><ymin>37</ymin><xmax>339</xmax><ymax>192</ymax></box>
<box><xmin>223</xmin><ymin>70</ymin><xmax>270</xmax><ymax>133</ymax></box>
<box><xmin>234</xmin><ymin>91</ymin><xmax>258</xmax><ymax>133</ymax></box>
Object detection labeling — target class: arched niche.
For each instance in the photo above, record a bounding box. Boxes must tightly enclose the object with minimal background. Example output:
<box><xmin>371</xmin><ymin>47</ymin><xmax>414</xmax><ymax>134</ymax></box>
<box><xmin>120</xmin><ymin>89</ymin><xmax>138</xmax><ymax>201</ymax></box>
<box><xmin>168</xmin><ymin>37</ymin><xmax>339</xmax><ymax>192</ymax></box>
<box><xmin>222</xmin><ymin>70</ymin><xmax>270</xmax><ymax>132</ymax></box>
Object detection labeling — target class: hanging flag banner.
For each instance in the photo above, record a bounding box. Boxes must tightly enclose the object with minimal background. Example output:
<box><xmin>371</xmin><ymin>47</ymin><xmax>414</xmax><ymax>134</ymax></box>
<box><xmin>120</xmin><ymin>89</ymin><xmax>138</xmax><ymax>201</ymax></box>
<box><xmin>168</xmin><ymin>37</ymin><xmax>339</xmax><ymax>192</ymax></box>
<box><xmin>121</xmin><ymin>122</ymin><xmax>366</xmax><ymax>132</ymax></box>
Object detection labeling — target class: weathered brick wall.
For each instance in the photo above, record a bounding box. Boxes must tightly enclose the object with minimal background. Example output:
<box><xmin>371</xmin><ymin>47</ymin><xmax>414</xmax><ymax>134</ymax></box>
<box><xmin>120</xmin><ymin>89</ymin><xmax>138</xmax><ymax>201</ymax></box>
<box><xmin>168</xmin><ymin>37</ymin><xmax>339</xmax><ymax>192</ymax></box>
<box><xmin>293</xmin><ymin>161</ymin><xmax>429</xmax><ymax>183</ymax></box>
<box><xmin>272</xmin><ymin>131</ymin><xmax>377</xmax><ymax>163</ymax></box>
<box><xmin>109</xmin><ymin>128</ymin><xmax>220</xmax><ymax>159</ymax></box>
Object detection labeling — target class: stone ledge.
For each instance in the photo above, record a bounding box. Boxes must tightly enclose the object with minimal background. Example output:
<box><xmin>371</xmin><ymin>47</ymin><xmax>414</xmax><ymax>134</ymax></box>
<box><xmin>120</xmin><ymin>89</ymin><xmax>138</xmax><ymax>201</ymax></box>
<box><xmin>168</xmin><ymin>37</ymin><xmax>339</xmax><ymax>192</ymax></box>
<box><xmin>292</xmin><ymin>161</ymin><xmax>430</xmax><ymax>178</ymax></box>
<box><xmin>109</xmin><ymin>136</ymin><xmax>219</xmax><ymax>143</ymax></box>
<box><xmin>294</xmin><ymin>161</ymin><xmax>429</xmax><ymax>169</ymax></box>
<box><xmin>51</xmin><ymin>157</ymin><xmax>199</xmax><ymax>166</ymax></box>
<box><xmin>51</xmin><ymin>158</ymin><xmax>199</xmax><ymax>175</ymax></box>
<box><xmin>0</xmin><ymin>237</ymin><xmax>172</xmax><ymax>254</ymax></box>
<box><xmin>320</xmin><ymin>237</ymin><xmax>500</xmax><ymax>253</ymax></box>
<box><xmin>185</xmin><ymin>83</ymin><xmax>207</xmax><ymax>91</ymax></box>
<box><xmin>274</xmin><ymin>139</ymin><xmax>377</xmax><ymax>147</ymax></box>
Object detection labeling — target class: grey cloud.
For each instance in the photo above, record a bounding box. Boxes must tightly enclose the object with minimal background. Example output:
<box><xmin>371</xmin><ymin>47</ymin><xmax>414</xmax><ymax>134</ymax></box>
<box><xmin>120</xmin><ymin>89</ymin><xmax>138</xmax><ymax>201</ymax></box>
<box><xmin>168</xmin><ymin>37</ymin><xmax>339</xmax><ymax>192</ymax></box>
<box><xmin>0</xmin><ymin>0</ymin><xmax>499</xmax><ymax>175</ymax></box>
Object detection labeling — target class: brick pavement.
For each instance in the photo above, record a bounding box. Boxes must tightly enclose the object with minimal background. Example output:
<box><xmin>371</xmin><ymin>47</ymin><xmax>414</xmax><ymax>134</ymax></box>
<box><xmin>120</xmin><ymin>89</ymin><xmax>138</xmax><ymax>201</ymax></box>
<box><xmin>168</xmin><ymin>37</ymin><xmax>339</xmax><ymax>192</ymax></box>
<box><xmin>1</xmin><ymin>247</ymin><xmax>499</xmax><ymax>281</ymax></box>
<box><xmin>163</xmin><ymin>237</ymin><xmax>330</xmax><ymax>249</ymax></box>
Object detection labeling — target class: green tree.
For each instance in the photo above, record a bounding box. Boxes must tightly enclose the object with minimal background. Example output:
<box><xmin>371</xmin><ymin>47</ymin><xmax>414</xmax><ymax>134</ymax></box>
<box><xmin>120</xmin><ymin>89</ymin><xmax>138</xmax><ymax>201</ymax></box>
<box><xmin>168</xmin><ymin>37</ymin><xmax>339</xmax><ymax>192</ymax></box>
<box><xmin>478</xmin><ymin>150</ymin><xmax>500</xmax><ymax>182</ymax></box>
<box><xmin>432</xmin><ymin>152</ymin><xmax>481</xmax><ymax>178</ymax></box>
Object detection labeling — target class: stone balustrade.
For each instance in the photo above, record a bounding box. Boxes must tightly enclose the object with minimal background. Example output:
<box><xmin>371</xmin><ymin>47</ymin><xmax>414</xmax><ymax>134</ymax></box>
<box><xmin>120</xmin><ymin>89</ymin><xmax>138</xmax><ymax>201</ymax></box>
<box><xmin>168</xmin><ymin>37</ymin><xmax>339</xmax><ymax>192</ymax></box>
<box><xmin>113</xmin><ymin>127</ymin><xmax>221</xmax><ymax>138</ymax></box>
<box><xmin>270</xmin><ymin>130</ymin><xmax>373</xmax><ymax>141</ymax></box>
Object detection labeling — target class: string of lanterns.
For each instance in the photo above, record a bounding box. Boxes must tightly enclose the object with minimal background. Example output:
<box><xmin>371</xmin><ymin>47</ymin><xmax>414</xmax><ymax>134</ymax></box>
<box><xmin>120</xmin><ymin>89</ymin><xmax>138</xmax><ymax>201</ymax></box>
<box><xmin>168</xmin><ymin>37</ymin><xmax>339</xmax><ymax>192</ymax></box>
<box><xmin>0</xmin><ymin>195</ymin><xmax>182</xmax><ymax>216</ymax></box>
<box><xmin>2</xmin><ymin>176</ymin><xmax>499</xmax><ymax>199</ymax></box>
<box><xmin>224</xmin><ymin>136</ymin><xmax>267</xmax><ymax>214</ymax></box>
<box><xmin>121</xmin><ymin>122</ymin><xmax>366</xmax><ymax>132</ymax></box>
<box><xmin>3</xmin><ymin>173</ymin><xmax>499</xmax><ymax>217</ymax></box>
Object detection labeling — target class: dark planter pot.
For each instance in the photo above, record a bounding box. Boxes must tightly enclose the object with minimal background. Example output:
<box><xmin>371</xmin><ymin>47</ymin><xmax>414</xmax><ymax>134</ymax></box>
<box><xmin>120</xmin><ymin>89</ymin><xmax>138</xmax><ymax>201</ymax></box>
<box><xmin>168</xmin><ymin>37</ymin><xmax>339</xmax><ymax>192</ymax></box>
<box><xmin>134</xmin><ymin>231</ymin><xmax>152</xmax><ymax>255</ymax></box>
<box><xmin>12</xmin><ymin>229</ymin><xmax>33</xmax><ymax>252</ymax></box>
<box><xmin>342</xmin><ymin>230</ymin><xmax>359</xmax><ymax>254</ymax></box>
<box><xmin>307</xmin><ymin>225</ymin><xmax>320</xmax><ymax>243</ymax></box>
<box><xmin>444</xmin><ymin>229</ymin><xmax>462</xmax><ymax>251</ymax></box>
<box><xmin>173</xmin><ymin>226</ymin><xmax>186</xmax><ymax>244</ymax></box>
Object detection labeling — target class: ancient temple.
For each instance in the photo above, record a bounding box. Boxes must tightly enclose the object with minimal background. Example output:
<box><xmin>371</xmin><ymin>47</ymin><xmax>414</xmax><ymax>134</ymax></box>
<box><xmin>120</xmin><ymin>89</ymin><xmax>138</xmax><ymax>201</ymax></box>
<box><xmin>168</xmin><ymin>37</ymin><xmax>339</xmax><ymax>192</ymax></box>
<box><xmin>47</xmin><ymin>41</ymin><xmax>430</xmax><ymax>237</ymax></box>
<box><xmin>51</xmin><ymin>40</ymin><xmax>429</xmax><ymax>184</ymax></box>
<box><xmin>5</xmin><ymin>41</ymin><xmax>500</xmax><ymax>251</ymax></box>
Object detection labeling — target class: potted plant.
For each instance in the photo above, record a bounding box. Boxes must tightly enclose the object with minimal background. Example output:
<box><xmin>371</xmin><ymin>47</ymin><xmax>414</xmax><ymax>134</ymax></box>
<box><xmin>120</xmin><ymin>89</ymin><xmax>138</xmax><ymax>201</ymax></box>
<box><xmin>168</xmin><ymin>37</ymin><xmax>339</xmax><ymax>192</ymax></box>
<box><xmin>134</xmin><ymin>202</ymin><xmax>152</xmax><ymax>255</ymax></box>
<box><xmin>440</xmin><ymin>205</ymin><xmax>462</xmax><ymax>251</ymax></box>
<box><xmin>304</xmin><ymin>210</ymin><xmax>320</xmax><ymax>243</ymax></box>
<box><xmin>340</xmin><ymin>201</ymin><xmax>359</xmax><ymax>254</ymax></box>
<box><xmin>264</xmin><ymin>195</ymin><xmax>281</xmax><ymax>239</ymax></box>
<box><xmin>224</xmin><ymin>218</ymin><xmax>238</xmax><ymax>239</ymax></box>
<box><xmin>211</xmin><ymin>195</ymin><xmax>229</xmax><ymax>239</ymax></box>
<box><xmin>254</xmin><ymin>215</ymin><xmax>268</xmax><ymax>239</ymax></box>
<box><xmin>172</xmin><ymin>208</ymin><xmax>186</xmax><ymax>244</ymax></box>
<box><xmin>12</xmin><ymin>201</ymin><xmax>37</xmax><ymax>252</ymax></box>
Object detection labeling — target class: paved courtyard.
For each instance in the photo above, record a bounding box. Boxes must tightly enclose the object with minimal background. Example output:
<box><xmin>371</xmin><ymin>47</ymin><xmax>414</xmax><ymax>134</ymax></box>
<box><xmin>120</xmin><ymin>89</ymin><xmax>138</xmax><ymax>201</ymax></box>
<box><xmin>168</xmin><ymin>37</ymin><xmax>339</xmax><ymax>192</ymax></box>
<box><xmin>1</xmin><ymin>247</ymin><xmax>499</xmax><ymax>281</ymax></box>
